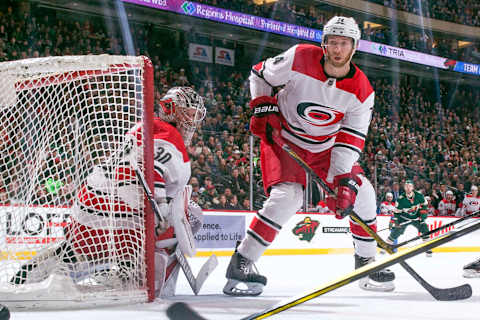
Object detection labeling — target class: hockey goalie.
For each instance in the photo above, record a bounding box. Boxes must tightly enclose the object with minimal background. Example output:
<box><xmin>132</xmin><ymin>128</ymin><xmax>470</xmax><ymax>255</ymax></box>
<box><xmin>9</xmin><ymin>86</ymin><xmax>206</xmax><ymax>298</ymax></box>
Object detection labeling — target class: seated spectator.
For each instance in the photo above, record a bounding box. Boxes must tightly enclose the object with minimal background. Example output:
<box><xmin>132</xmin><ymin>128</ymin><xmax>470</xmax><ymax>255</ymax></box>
<box><xmin>438</xmin><ymin>190</ymin><xmax>457</xmax><ymax>216</ymax></box>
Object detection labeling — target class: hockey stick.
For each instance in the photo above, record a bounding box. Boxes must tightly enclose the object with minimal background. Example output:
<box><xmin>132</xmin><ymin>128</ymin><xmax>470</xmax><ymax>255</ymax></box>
<box><xmin>175</xmin><ymin>247</ymin><xmax>218</xmax><ymax>295</ymax></box>
<box><xmin>270</xmin><ymin>132</ymin><xmax>472</xmax><ymax>301</ymax></box>
<box><xmin>166</xmin><ymin>219</ymin><xmax>480</xmax><ymax>320</ymax></box>
<box><xmin>392</xmin><ymin>210</ymin><xmax>480</xmax><ymax>249</ymax></box>
<box><xmin>377</xmin><ymin>219</ymin><xmax>415</xmax><ymax>232</ymax></box>
<box><xmin>133</xmin><ymin>160</ymin><xmax>218</xmax><ymax>295</ymax></box>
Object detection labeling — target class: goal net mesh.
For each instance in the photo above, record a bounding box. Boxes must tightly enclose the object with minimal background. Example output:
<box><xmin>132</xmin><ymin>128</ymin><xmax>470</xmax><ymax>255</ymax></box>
<box><xmin>0</xmin><ymin>55</ymin><xmax>154</xmax><ymax>308</ymax></box>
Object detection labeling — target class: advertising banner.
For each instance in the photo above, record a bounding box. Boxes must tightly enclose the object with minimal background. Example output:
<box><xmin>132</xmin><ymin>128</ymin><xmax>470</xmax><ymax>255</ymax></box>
<box><xmin>188</xmin><ymin>43</ymin><xmax>213</xmax><ymax>63</ymax></box>
<box><xmin>123</xmin><ymin>0</ymin><xmax>480</xmax><ymax>77</ymax></box>
<box><xmin>1</xmin><ymin>205</ymin><xmax>479</xmax><ymax>260</ymax></box>
<box><xmin>215</xmin><ymin>47</ymin><xmax>235</xmax><ymax>66</ymax></box>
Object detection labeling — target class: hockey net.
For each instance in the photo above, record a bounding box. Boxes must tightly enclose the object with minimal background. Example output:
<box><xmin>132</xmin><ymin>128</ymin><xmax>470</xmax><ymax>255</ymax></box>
<box><xmin>0</xmin><ymin>55</ymin><xmax>155</xmax><ymax>308</ymax></box>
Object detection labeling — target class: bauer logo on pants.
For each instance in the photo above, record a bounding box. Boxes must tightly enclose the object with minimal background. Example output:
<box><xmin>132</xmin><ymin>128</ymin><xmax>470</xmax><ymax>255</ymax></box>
<box><xmin>292</xmin><ymin>217</ymin><xmax>320</xmax><ymax>242</ymax></box>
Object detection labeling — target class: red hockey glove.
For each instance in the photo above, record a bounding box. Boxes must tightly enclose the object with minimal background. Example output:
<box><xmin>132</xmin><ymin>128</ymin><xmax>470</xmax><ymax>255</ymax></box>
<box><xmin>327</xmin><ymin>173</ymin><xmax>362</xmax><ymax>219</ymax></box>
<box><xmin>249</xmin><ymin>96</ymin><xmax>282</xmax><ymax>144</ymax></box>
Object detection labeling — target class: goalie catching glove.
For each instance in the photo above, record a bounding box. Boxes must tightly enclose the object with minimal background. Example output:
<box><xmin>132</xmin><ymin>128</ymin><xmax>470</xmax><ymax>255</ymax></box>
<box><xmin>327</xmin><ymin>173</ymin><xmax>362</xmax><ymax>219</ymax></box>
<box><xmin>249</xmin><ymin>96</ymin><xmax>282</xmax><ymax>144</ymax></box>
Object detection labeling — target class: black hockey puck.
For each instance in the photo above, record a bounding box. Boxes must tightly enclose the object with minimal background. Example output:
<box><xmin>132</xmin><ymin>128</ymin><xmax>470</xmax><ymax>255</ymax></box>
<box><xmin>0</xmin><ymin>304</ymin><xmax>10</xmax><ymax>320</ymax></box>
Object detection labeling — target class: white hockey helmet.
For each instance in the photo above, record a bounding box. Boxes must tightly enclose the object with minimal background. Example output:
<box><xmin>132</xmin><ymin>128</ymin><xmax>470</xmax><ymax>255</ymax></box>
<box><xmin>471</xmin><ymin>185</ymin><xmax>478</xmax><ymax>192</ymax></box>
<box><xmin>158</xmin><ymin>87</ymin><xmax>206</xmax><ymax>146</ymax></box>
<box><xmin>386</xmin><ymin>192</ymin><xmax>393</xmax><ymax>199</ymax></box>
<box><xmin>446</xmin><ymin>190</ymin><xmax>454</xmax><ymax>196</ymax></box>
<box><xmin>322</xmin><ymin>16</ymin><xmax>361</xmax><ymax>48</ymax></box>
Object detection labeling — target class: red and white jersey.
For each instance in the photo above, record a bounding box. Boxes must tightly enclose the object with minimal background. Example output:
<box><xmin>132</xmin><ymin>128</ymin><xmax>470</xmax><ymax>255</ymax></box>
<box><xmin>380</xmin><ymin>201</ymin><xmax>396</xmax><ymax>215</ymax></box>
<box><xmin>74</xmin><ymin>119</ymin><xmax>191</xmax><ymax>228</ymax></box>
<box><xmin>250</xmin><ymin>44</ymin><xmax>374</xmax><ymax>178</ymax></box>
<box><xmin>426</xmin><ymin>204</ymin><xmax>437</xmax><ymax>216</ymax></box>
<box><xmin>438</xmin><ymin>198</ymin><xmax>456</xmax><ymax>216</ymax></box>
<box><xmin>456</xmin><ymin>195</ymin><xmax>480</xmax><ymax>217</ymax></box>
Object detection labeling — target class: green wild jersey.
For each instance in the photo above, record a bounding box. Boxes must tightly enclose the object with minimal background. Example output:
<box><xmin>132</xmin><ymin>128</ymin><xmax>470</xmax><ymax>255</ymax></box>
<box><xmin>395</xmin><ymin>191</ymin><xmax>427</xmax><ymax>220</ymax></box>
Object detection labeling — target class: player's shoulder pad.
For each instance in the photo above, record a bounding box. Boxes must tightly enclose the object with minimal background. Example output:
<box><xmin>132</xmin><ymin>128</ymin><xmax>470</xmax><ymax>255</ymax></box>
<box><xmin>152</xmin><ymin>118</ymin><xmax>189</xmax><ymax>161</ymax></box>
<box><xmin>348</xmin><ymin>64</ymin><xmax>374</xmax><ymax>103</ymax></box>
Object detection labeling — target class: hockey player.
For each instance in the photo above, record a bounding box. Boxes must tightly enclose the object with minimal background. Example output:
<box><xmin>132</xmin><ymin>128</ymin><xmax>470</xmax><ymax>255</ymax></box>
<box><xmin>386</xmin><ymin>180</ymin><xmax>432</xmax><ymax>257</ymax></box>
<box><xmin>380</xmin><ymin>192</ymin><xmax>395</xmax><ymax>215</ymax></box>
<box><xmin>459</xmin><ymin>186</ymin><xmax>480</xmax><ymax>278</ymax></box>
<box><xmin>11</xmin><ymin>87</ymin><xmax>206</xmax><ymax>296</ymax></box>
<box><xmin>223</xmin><ymin>16</ymin><xmax>395</xmax><ymax>296</ymax></box>
<box><xmin>456</xmin><ymin>185</ymin><xmax>479</xmax><ymax>217</ymax></box>
<box><xmin>438</xmin><ymin>190</ymin><xmax>457</xmax><ymax>216</ymax></box>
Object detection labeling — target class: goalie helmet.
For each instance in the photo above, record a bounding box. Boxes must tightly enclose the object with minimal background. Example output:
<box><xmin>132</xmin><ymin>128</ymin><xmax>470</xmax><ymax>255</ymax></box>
<box><xmin>322</xmin><ymin>16</ymin><xmax>361</xmax><ymax>47</ymax></box>
<box><xmin>158</xmin><ymin>87</ymin><xmax>206</xmax><ymax>146</ymax></box>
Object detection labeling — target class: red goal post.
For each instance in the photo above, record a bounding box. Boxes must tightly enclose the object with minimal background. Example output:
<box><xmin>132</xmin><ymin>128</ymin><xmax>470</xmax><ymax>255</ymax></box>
<box><xmin>0</xmin><ymin>55</ymin><xmax>156</xmax><ymax>307</ymax></box>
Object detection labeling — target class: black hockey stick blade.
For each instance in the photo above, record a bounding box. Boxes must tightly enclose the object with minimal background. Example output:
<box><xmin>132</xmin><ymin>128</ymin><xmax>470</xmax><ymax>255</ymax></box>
<box><xmin>166</xmin><ymin>220</ymin><xmax>480</xmax><ymax>320</ymax></box>
<box><xmin>271</xmin><ymin>132</ymin><xmax>473</xmax><ymax>300</ymax></box>
<box><xmin>0</xmin><ymin>304</ymin><xmax>10</xmax><ymax>320</ymax></box>
<box><xmin>399</xmin><ymin>259</ymin><xmax>472</xmax><ymax>301</ymax></box>
<box><xmin>167</xmin><ymin>302</ymin><xmax>206</xmax><ymax>320</ymax></box>
<box><xmin>349</xmin><ymin>211</ymin><xmax>472</xmax><ymax>301</ymax></box>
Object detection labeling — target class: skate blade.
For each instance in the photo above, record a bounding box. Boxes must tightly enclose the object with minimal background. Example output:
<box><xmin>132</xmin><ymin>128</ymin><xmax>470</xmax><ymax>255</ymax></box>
<box><xmin>359</xmin><ymin>278</ymin><xmax>395</xmax><ymax>292</ymax></box>
<box><xmin>463</xmin><ymin>270</ymin><xmax>480</xmax><ymax>278</ymax></box>
<box><xmin>223</xmin><ymin>279</ymin><xmax>264</xmax><ymax>296</ymax></box>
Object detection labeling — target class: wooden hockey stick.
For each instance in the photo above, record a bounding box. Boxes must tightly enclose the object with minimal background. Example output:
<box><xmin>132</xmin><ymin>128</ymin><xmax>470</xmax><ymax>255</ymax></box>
<box><xmin>166</xmin><ymin>219</ymin><xmax>480</xmax><ymax>320</ymax></box>
<box><xmin>270</xmin><ymin>132</ymin><xmax>472</xmax><ymax>301</ymax></box>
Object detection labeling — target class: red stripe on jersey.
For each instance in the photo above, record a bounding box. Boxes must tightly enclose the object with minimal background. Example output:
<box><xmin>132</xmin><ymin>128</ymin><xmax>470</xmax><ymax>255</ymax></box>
<box><xmin>291</xmin><ymin>44</ymin><xmax>327</xmax><ymax>82</ymax></box>
<box><xmin>335</xmin><ymin>131</ymin><xmax>365</xmax><ymax>150</ymax></box>
<box><xmin>350</xmin><ymin>220</ymin><xmax>377</xmax><ymax>238</ymax></box>
<box><xmin>154</xmin><ymin>169</ymin><xmax>165</xmax><ymax>183</ymax></box>
<box><xmin>283</xmin><ymin>122</ymin><xmax>337</xmax><ymax>142</ymax></box>
<box><xmin>249</xmin><ymin>217</ymin><xmax>279</xmax><ymax>243</ymax></box>
<box><xmin>253</xmin><ymin>61</ymin><xmax>265</xmax><ymax>73</ymax></box>
<box><xmin>78</xmin><ymin>186</ymin><xmax>137</xmax><ymax>213</ymax></box>
<box><xmin>335</xmin><ymin>65</ymin><xmax>374</xmax><ymax>103</ymax></box>
<box><xmin>127</xmin><ymin>119</ymin><xmax>190</xmax><ymax>163</ymax></box>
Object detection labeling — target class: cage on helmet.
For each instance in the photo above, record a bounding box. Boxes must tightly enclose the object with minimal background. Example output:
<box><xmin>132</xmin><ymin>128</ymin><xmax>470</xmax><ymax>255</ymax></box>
<box><xmin>158</xmin><ymin>86</ymin><xmax>206</xmax><ymax>146</ymax></box>
<box><xmin>321</xmin><ymin>16</ymin><xmax>361</xmax><ymax>48</ymax></box>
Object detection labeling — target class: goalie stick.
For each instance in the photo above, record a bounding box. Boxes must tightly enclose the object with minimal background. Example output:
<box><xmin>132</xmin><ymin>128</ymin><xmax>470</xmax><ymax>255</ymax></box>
<box><xmin>269</xmin><ymin>132</ymin><xmax>472</xmax><ymax>301</ymax></box>
<box><xmin>175</xmin><ymin>247</ymin><xmax>218</xmax><ymax>295</ymax></box>
<box><xmin>166</xmin><ymin>219</ymin><xmax>480</xmax><ymax>320</ymax></box>
<box><xmin>132</xmin><ymin>160</ymin><xmax>218</xmax><ymax>295</ymax></box>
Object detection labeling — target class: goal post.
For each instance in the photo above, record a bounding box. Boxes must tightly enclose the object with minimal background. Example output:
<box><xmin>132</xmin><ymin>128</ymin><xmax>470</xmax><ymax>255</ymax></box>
<box><xmin>0</xmin><ymin>55</ymin><xmax>156</xmax><ymax>307</ymax></box>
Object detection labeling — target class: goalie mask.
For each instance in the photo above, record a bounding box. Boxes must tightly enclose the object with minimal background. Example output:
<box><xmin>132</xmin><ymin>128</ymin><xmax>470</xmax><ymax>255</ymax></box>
<box><xmin>158</xmin><ymin>87</ymin><xmax>206</xmax><ymax>146</ymax></box>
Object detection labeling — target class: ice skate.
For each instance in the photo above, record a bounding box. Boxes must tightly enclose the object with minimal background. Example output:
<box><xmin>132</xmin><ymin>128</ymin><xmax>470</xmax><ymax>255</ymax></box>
<box><xmin>223</xmin><ymin>250</ymin><xmax>267</xmax><ymax>296</ymax></box>
<box><xmin>463</xmin><ymin>257</ymin><xmax>480</xmax><ymax>278</ymax></box>
<box><xmin>355</xmin><ymin>254</ymin><xmax>395</xmax><ymax>292</ymax></box>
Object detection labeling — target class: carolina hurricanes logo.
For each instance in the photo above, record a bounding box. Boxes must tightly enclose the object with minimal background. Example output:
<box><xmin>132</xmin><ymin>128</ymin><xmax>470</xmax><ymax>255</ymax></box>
<box><xmin>297</xmin><ymin>102</ymin><xmax>344</xmax><ymax>127</ymax></box>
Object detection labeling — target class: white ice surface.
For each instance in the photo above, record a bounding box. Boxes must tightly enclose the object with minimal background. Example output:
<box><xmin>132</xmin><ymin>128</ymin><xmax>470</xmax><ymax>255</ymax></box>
<box><xmin>6</xmin><ymin>252</ymin><xmax>480</xmax><ymax>320</ymax></box>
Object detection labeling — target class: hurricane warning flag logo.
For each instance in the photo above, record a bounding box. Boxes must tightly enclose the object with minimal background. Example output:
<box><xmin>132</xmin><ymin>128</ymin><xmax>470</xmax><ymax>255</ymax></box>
<box><xmin>297</xmin><ymin>102</ymin><xmax>344</xmax><ymax>127</ymax></box>
<box><xmin>292</xmin><ymin>217</ymin><xmax>320</xmax><ymax>242</ymax></box>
